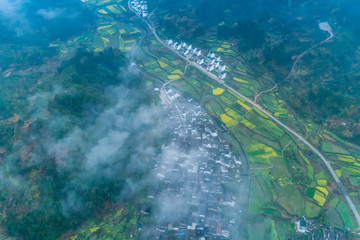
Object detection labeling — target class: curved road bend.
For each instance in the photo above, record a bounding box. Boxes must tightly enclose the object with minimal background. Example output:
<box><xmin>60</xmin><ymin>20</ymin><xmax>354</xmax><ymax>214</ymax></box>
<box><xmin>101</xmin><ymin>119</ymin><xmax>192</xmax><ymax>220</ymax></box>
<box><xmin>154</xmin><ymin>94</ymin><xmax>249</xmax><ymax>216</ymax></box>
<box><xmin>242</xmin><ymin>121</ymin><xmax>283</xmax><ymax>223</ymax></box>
<box><xmin>159</xmin><ymin>64</ymin><xmax>190</xmax><ymax>104</ymax></box>
<box><xmin>254</xmin><ymin>31</ymin><xmax>334</xmax><ymax>102</ymax></box>
<box><xmin>127</xmin><ymin>4</ymin><xmax>360</xmax><ymax>228</ymax></box>
<box><xmin>160</xmin><ymin>64</ymin><xmax>190</xmax><ymax>91</ymax></box>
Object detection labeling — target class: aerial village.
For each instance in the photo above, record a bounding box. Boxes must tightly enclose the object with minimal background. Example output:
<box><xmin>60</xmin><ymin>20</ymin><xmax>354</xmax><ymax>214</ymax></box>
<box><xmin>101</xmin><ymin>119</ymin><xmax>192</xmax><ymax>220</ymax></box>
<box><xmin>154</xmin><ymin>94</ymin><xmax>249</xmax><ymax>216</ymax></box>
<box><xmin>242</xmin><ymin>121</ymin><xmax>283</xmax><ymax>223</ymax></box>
<box><xmin>165</xmin><ymin>39</ymin><xmax>228</xmax><ymax>80</ymax></box>
<box><xmin>138</xmin><ymin>86</ymin><xmax>244</xmax><ymax>239</ymax></box>
<box><xmin>129</xmin><ymin>0</ymin><xmax>148</xmax><ymax>17</ymax></box>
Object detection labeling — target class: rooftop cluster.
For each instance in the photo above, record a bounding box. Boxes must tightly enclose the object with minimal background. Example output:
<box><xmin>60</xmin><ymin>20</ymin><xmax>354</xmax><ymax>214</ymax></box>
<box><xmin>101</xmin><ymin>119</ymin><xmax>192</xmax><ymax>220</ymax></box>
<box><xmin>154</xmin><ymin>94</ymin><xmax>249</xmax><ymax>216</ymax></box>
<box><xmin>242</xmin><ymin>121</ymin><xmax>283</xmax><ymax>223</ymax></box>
<box><xmin>165</xmin><ymin>39</ymin><xmax>228</xmax><ymax>80</ymax></box>
<box><xmin>130</xmin><ymin>0</ymin><xmax>148</xmax><ymax>17</ymax></box>
<box><xmin>139</xmin><ymin>87</ymin><xmax>244</xmax><ymax>239</ymax></box>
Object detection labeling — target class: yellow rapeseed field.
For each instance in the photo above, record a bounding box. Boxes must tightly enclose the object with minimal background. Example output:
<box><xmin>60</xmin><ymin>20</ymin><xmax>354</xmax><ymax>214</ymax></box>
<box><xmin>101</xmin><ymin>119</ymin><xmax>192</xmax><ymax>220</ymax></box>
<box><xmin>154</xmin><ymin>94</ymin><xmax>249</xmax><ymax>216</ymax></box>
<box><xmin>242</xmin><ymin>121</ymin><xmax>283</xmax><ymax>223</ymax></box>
<box><xmin>314</xmin><ymin>190</ymin><xmax>326</xmax><ymax>206</ymax></box>
<box><xmin>233</xmin><ymin>77</ymin><xmax>249</xmax><ymax>84</ymax></box>
<box><xmin>213</xmin><ymin>88</ymin><xmax>225</xmax><ymax>95</ymax></box>
<box><xmin>158</xmin><ymin>60</ymin><xmax>168</xmax><ymax>69</ymax></box>
<box><xmin>220</xmin><ymin>114</ymin><xmax>237</xmax><ymax>128</ymax></box>
<box><xmin>237</xmin><ymin>100</ymin><xmax>251</xmax><ymax>111</ymax></box>
<box><xmin>316</xmin><ymin>186</ymin><xmax>329</xmax><ymax>196</ymax></box>
<box><xmin>168</xmin><ymin>75</ymin><xmax>180</xmax><ymax>80</ymax></box>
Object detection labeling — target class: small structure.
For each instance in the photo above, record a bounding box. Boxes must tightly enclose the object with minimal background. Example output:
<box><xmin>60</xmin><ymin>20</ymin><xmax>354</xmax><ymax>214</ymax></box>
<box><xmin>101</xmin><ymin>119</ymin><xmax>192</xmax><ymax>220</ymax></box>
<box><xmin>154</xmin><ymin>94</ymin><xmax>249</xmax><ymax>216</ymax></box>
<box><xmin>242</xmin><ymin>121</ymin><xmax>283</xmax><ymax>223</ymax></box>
<box><xmin>220</xmin><ymin>65</ymin><xmax>226</xmax><ymax>72</ymax></box>
<box><xmin>295</xmin><ymin>219</ymin><xmax>307</xmax><ymax>233</ymax></box>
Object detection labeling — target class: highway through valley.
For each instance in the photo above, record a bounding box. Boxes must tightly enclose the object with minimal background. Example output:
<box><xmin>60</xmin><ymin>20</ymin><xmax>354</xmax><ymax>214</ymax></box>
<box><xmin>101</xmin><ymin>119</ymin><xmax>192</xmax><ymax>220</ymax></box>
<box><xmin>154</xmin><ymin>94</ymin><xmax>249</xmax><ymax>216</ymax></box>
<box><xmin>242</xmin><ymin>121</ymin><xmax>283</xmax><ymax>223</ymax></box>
<box><xmin>128</xmin><ymin>2</ymin><xmax>360</xmax><ymax>228</ymax></box>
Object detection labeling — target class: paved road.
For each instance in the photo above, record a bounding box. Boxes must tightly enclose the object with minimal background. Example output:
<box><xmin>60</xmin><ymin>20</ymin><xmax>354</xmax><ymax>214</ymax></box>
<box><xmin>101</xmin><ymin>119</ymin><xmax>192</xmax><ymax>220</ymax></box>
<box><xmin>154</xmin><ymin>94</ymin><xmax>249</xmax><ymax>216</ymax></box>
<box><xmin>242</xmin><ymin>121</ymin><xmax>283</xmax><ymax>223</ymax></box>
<box><xmin>159</xmin><ymin>64</ymin><xmax>190</xmax><ymax>104</ymax></box>
<box><xmin>160</xmin><ymin>64</ymin><xmax>190</xmax><ymax>91</ymax></box>
<box><xmin>128</xmin><ymin>4</ymin><xmax>360</xmax><ymax>229</ymax></box>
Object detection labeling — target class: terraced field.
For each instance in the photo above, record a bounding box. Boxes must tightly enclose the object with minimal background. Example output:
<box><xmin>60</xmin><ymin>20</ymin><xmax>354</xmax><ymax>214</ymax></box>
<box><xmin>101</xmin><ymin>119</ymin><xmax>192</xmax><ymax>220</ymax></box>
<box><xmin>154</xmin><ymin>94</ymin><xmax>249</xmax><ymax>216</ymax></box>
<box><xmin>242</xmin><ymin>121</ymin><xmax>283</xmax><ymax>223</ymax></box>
<box><xmin>135</xmin><ymin>24</ymin><xmax>360</xmax><ymax>234</ymax></box>
<box><xmin>73</xmin><ymin>0</ymin><xmax>360</xmax><ymax>237</ymax></box>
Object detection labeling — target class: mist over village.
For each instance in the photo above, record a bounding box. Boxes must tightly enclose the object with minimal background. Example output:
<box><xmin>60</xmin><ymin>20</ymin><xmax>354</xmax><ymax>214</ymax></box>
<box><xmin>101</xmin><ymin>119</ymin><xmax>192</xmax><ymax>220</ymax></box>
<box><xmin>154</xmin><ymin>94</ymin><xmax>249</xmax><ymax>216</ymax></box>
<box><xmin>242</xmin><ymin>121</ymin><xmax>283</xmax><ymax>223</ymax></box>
<box><xmin>0</xmin><ymin>0</ymin><xmax>360</xmax><ymax>239</ymax></box>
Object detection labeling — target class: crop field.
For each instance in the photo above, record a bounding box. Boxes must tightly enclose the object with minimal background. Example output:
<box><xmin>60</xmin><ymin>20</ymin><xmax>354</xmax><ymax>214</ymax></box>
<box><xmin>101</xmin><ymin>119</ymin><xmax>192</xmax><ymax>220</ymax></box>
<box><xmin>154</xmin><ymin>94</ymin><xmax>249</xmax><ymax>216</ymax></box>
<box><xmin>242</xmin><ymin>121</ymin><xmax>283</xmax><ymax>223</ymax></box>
<box><xmin>58</xmin><ymin>18</ymin><xmax>142</xmax><ymax>54</ymax></box>
<box><xmin>318</xmin><ymin>136</ymin><xmax>360</xmax><ymax>202</ymax></box>
<box><xmin>213</xmin><ymin>88</ymin><xmax>225</xmax><ymax>95</ymax></box>
<box><xmin>142</xmin><ymin>56</ymin><xmax>183</xmax><ymax>81</ymax></box>
<box><xmin>76</xmin><ymin>0</ymin><xmax>143</xmax><ymax>53</ymax></box>
<box><xmin>75</xmin><ymin>1</ymin><xmax>360</xmax><ymax>234</ymax></box>
<box><xmin>143</xmin><ymin>55</ymin><xmax>359</xmax><ymax>230</ymax></box>
<box><xmin>322</xmin><ymin>141</ymin><xmax>350</xmax><ymax>155</ymax></box>
<box><xmin>68</xmin><ymin>199</ymin><xmax>142</xmax><ymax>240</ymax></box>
<box><xmin>244</xmin><ymin>217</ymin><xmax>299</xmax><ymax>240</ymax></box>
<box><xmin>201</xmin><ymin>40</ymin><xmax>237</xmax><ymax>57</ymax></box>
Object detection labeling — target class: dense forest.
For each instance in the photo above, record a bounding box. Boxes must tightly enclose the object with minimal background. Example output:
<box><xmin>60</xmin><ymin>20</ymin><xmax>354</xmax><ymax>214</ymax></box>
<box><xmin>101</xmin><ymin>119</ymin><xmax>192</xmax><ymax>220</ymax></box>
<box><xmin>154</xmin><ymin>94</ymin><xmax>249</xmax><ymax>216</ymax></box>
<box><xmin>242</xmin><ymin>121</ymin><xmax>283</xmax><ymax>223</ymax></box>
<box><xmin>0</xmin><ymin>49</ymin><xmax>166</xmax><ymax>239</ymax></box>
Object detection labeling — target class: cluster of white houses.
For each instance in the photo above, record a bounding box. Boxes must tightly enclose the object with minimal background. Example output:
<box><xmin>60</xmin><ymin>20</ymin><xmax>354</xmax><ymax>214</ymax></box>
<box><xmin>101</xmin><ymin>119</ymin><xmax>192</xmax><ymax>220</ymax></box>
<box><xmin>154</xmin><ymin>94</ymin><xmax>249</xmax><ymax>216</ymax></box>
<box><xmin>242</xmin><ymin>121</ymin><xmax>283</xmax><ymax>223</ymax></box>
<box><xmin>130</xmin><ymin>0</ymin><xmax>148</xmax><ymax>17</ymax></box>
<box><xmin>205</xmin><ymin>52</ymin><xmax>227</xmax><ymax>79</ymax></box>
<box><xmin>165</xmin><ymin>39</ymin><xmax>227</xmax><ymax>80</ymax></box>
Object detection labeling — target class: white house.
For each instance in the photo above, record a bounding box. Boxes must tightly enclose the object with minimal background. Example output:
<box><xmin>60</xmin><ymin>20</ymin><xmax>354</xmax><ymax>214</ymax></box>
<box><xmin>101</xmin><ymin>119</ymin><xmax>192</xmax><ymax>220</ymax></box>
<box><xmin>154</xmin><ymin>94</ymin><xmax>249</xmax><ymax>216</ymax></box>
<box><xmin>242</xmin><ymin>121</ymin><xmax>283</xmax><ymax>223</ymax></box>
<box><xmin>295</xmin><ymin>219</ymin><xmax>307</xmax><ymax>233</ymax></box>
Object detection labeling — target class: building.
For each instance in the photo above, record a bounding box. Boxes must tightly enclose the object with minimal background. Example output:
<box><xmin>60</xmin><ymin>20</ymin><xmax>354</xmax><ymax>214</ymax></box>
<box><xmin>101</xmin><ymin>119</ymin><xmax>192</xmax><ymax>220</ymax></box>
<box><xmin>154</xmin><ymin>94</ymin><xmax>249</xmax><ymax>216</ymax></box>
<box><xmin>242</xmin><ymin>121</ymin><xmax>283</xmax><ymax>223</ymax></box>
<box><xmin>295</xmin><ymin>219</ymin><xmax>307</xmax><ymax>233</ymax></box>
<box><xmin>130</xmin><ymin>0</ymin><xmax>148</xmax><ymax>17</ymax></box>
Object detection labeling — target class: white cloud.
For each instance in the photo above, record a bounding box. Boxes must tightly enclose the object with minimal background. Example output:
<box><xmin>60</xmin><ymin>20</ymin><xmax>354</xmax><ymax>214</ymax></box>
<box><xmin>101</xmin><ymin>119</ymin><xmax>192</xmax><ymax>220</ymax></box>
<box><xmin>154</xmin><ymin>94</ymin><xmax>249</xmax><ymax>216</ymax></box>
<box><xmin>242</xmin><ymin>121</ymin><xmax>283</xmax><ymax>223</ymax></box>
<box><xmin>37</xmin><ymin>8</ymin><xmax>64</xmax><ymax>20</ymax></box>
<box><xmin>0</xmin><ymin>0</ymin><xmax>26</xmax><ymax>17</ymax></box>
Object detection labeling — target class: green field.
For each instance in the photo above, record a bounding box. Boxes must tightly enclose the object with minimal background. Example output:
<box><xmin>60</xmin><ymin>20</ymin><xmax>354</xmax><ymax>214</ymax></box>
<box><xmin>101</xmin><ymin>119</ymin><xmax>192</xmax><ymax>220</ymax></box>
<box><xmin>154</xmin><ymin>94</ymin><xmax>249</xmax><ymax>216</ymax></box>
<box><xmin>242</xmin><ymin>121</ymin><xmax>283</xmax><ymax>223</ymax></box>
<box><xmin>75</xmin><ymin>0</ymin><xmax>360</xmax><ymax>236</ymax></box>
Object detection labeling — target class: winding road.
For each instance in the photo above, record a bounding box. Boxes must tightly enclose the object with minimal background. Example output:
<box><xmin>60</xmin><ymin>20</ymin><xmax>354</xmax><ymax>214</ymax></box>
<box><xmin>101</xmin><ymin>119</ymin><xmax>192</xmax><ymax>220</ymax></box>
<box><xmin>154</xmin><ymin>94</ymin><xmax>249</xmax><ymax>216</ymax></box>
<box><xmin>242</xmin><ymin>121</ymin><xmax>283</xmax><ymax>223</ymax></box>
<box><xmin>254</xmin><ymin>29</ymin><xmax>334</xmax><ymax>102</ymax></box>
<box><xmin>159</xmin><ymin>64</ymin><xmax>190</xmax><ymax>104</ymax></box>
<box><xmin>128</xmin><ymin>3</ymin><xmax>360</xmax><ymax>228</ymax></box>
